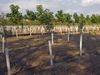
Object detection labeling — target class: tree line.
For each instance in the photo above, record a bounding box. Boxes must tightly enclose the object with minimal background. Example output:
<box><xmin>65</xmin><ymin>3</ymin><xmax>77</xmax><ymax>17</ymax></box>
<box><xmin>0</xmin><ymin>4</ymin><xmax>100</xmax><ymax>26</ymax></box>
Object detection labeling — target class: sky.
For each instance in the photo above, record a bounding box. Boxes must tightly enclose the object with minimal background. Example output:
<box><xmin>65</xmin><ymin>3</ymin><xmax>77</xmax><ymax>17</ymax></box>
<box><xmin>0</xmin><ymin>0</ymin><xmax>100</xmax><ymax>15</ymax></box>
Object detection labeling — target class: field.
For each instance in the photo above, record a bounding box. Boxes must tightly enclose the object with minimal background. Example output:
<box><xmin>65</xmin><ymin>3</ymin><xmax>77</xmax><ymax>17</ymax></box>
<box><xmin>0</xmin><ymin>32</ymin><xmax>100</xmax><ymax>75</ymax></box>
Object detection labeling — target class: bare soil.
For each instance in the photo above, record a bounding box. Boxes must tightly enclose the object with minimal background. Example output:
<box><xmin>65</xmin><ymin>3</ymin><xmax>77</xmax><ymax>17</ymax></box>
<box><xmin>0</xmin><ymin>33</ymin><xmax>100</xmax><ymax>75</ymax></box>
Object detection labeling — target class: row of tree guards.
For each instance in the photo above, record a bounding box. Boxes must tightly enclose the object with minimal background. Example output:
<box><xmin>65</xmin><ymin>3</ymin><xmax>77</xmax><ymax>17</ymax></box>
<box><xmin>49</xmin><ymin>23</ymin><xmax>83</xmax><ymax>65</ymax></box>
<box><xmin>0</xmin><ymin>25</ymin><xmax>100</xmax><ymax>36</ymax></box>
<box><xmin>0</xmin><ymin>23</ymin><xmax>84</xmax><ymax>75</ymax></box>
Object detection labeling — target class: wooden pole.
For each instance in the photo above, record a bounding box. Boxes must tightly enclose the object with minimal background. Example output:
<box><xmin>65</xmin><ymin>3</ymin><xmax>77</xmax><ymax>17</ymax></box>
<box><xmin>5</xmin><ymin>48</ymin><xmax>11</xmax><ymax>75</ymax></box>
<box><xmin>48</xmin><ymin>41</ymin><xmax>53</xmax><ymax>66</ymax></box>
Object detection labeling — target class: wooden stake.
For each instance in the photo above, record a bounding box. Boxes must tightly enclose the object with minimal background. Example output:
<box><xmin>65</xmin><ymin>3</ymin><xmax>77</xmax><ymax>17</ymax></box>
<box><xmin>48</xmin><ymin>41</ymin><xmax>53</xmax><ymax>66</ymax></box>
<box><xmin>5</xmin><ymin>48</ymin><xmax>11</xmax><ymax>75</ymax></box>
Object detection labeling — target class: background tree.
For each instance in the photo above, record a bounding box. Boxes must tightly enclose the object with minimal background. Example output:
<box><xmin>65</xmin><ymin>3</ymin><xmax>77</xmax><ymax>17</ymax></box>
<box><xmin>36</xmin><ymin>5</ymin><xmax>54</xmax><ymax>32</ymax></box>
<box><xmin>25</xmin><ymin>10</ymin><xmax>36</xmax><ymax>20</ymax></box>
<box><xmin>0</xmin><ymin>14</ymin><xmax>3</xmax><ymax>25</ymax></box>
<box><xmin>73</xmin><ymin>13</ymin><xmax>80</xmax><ymax>24</ymax></box>
<box><xmin>91</xmin><ymin>14</ymin><xmax>97</xmax><ymax>24</ymax></box>
<box><xmin>79</xmin><ymin>14</ymin><xmax>85</xmax><ymax>24</ymax></box>
<box><xmin>7</xmin><ymin>4</ymin><xmax>22</xmax><ymax>25</ymax></box>
<box><xmin>64</xmin><ymin>13</ymin><xmax>72</xmax><ymax>42</ymax></box>
<box><xmin>85</xmin><ymin>15</ymin><xmax>91</xmax><ymax>25</ymax></box>
<box><xmin>0</xmin><ymin>4</ymin><xmax>100</xmax><ymax>26</ymax></box>
<box><xmin>24</xmin><ymin>10</ymin><xmax>36</xmax><ymax>25</ymax></box>
<box><xmin>42</xmin><ymin>9</ymin><xmax>54</xmax><ymax>32</ymax></box>
<box><xmin>64</xmin><ymin>13</ymin><xmax>72</xmax><ymax>24</ymax></box>
<box><xmin>36</xmin><ymin>5</ymin><xmax>44</xmax><ymax>23</ymax></box>
<box><xmin>0</xmin><ymin>13</ymin><xmax>8</xmax><ymax>37</ymax></box>
<box><xmin>96</xmin><ymin>15</ymin><xmax>100</xmax><ymax>24</ymax></box>
<box><xmin>55</xmin><ymin>10</ymin><xmax>65</xmax><ymax>23</ymax></box>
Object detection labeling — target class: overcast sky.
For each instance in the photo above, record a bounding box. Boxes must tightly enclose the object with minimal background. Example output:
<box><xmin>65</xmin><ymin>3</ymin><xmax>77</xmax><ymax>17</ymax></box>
<box><xmin>0</xmin><ymin>0</ymin><xmax>100</xmax><ymax>15</ymax></box>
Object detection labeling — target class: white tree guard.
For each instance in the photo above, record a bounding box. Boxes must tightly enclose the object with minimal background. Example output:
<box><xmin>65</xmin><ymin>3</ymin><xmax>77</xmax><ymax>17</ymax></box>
<box><xmin>48</xmin><ymin>41</ymin><xmax>53</xmax><ymax>66</ymax></box>
<box><xmin>5</xmin><ymin>49</ymin><xmax>11</xmax><ymax>75</ymax></box>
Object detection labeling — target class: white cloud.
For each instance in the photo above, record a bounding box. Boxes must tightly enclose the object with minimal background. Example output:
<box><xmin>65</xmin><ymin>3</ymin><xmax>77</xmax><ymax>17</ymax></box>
<box><xmin>0</xmin><ymin>0</ymin><xmax>82</xmax><ymax>14</ymax></box>
<box><xmin>0</xmin><ymin>0</ymin><xmax>100</xmax><ymax>15</ymax></box>
<box><xmin>81</xmin><ymin>0</ymin><xmax>100</xmax><ymax>6</ymax></box>
<box><xmin>0</xmin><ymin>0</ymin><xmax>67</xmax><ymax>14</ymax></box>
<box><xmin>0</xmin><ymin>0</ymin><xmax>48</xmax><ymax>14</ymax></box>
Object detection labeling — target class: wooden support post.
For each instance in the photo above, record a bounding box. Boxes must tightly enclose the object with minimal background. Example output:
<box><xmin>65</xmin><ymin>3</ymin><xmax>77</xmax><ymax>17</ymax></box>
<box><xmin>5</xmin><ymin>48</ymin><xmax>11</xmax><ymax>75</ymax></box>
<box><xmin>48</xmin><ymin>41</ymin><xmax>53</xmax><ymax>66</ymax></box>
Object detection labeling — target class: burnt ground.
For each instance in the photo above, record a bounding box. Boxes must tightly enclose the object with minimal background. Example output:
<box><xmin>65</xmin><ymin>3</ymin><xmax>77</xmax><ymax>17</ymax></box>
<box><xmin>0</xmin><ymin>33</ymin><xmax>100</xmax><ymax>75</ymax></box>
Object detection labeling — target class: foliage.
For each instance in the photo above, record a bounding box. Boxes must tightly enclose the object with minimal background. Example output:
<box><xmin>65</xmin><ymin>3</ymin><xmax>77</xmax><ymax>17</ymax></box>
<box><xmin>55</xmin><ymin>10</ymin><xmax>73</xmax><ymax>26</ymax></box>
<box><xmin>0</xmin><ymin>4</ymin><xmax>100</xmax><ymax>26</ymax></box>
<box><xmin>55</xmin><ymin>10</ymin><xmax>64</xmax><ymax>23</ymax></box>
<box><xmin>24</xmin><ymin>10</ymin><xmax>36</xmax><ymax>20</ymax></box>
<box><xmin>79</xmin><ymin>14</ymin><xmax>85</xmax><ymax>24</ymax></box>
<box><xmin>6</xmin><ymin>4</ymin><xmax>22</xmax><ymax>25</ymax></box>
<box><xmin>85</xmin><ymin>15</ymin><xmax>91</xmax><ymax>25</ymax></box>
<box><xmin>36</xmin><ymin>5</ymin><xmax>54</xmax><ymax>32</ymax></box>
<box><xmin>73</xmin><ymin>13</ymin><xmax>79</xmax><ymax>24</ymax></box>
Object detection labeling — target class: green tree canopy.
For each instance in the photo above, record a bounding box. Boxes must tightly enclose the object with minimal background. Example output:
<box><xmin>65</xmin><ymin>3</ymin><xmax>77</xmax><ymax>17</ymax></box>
<box><xmin>7</xmin><ymin>4</ymin><xmax>22</xmax><ymax>25</ymax></box>
<box><xmin>24</xmin><ymin>10</ymin><xmax>36</xmax><ymax>20</ymax></box>
<box><xmin>73</xmin><ymin>13</ymin><xmax>80</xmax><ymax>24</ymax></box>
<box><xmin>36</xmin><ymin>5</ymin><xmax>54</xmax><ymax>32</ymax></box>
<box><xmin>91</xmin><ymin>14</ymin><xmax>97</xmax><ymax>24</ymax></box>
<box><xmin>64</xmin><ymin>13</ymin><xmax>72</xmax><ymax>24</ymax></box>
<box><xmin>79</xmin><ymin>13</ymin><xmax>85</xmax><ymax>24</ymax></box>
<box><xmin>55</xmin><ymin>10</ymin><xmax>64</xmax><ymax>23</ymax></box>
<box><xmin>85</xmin><ymin>15</ymin><xmax>91</xmax><ymax>25</ymax></box>
<box><xmin>1</xmin><ymin>4</ymin><xmax>100</xmax><ymax>26</ymax></box>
